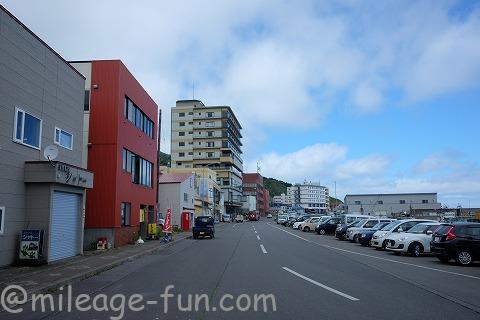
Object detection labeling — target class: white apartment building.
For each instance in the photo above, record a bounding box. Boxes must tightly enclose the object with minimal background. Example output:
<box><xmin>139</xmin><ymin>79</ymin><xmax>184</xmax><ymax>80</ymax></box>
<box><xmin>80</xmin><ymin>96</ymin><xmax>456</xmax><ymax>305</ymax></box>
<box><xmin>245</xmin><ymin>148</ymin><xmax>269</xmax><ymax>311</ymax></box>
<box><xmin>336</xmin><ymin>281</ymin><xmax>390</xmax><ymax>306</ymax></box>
<box><xmin>171</xmin><ymin>100</ymin><xmax>243</xmax><ymax>214</ymax></box>
<box><xmin>287</xmin><ymin>182</ymin><xmax>329</xmax><ymax>213</ymax></box>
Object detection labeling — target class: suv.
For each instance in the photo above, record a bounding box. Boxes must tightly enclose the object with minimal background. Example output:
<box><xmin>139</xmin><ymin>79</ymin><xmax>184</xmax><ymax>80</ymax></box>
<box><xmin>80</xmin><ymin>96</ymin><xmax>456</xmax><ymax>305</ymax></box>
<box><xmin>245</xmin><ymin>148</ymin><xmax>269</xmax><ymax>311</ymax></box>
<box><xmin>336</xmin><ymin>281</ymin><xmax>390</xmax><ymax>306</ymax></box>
<box><xmin>192</xmin><ymin>216</ymin><xmax>215</xmax><ymax>239</ymax></box>
<box><xmin>431</xmin><ymin>222</ymin><xmax>480</xmax><ymax>265</ymax></box>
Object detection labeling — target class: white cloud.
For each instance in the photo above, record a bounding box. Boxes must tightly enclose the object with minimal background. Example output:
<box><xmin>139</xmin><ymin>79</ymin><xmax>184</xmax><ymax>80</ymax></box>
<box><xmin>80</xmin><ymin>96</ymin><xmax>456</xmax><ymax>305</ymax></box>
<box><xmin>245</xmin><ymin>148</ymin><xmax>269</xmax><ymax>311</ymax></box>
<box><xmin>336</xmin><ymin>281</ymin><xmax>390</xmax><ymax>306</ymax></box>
<box><xmin>336</xmin><ymin>155</ymin><xmax>391</xmax><ymax>179</ymax></box>
<box><xmin>352</xmin><ymin>84</ymin><xmax>383</xmax><ymax>113</ymax></box>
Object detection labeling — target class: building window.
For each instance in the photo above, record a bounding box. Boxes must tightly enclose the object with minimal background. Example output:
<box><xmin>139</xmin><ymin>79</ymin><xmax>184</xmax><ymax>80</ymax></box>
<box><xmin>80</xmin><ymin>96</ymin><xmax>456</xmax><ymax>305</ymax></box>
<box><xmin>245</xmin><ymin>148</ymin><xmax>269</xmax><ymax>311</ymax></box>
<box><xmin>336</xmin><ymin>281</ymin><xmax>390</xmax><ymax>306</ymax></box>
<box><xmin>0</xmin><ymin>207</ymin><xmax>5</xmax><ymax>235</ymax></box>
<box><xmin>188</xmin><ymin>112</ymin><xmax>193</xmax><ymax>115</ymax></box>
<box><xmin>207</xmin><ymin>131</ymin><xmax>214</xmax><ymax>137</ymax></box>
<box><xmin>179</xmin><ymin>112</ymin><xmax>185</xmax><ymax>117</ymax></box>
<box><xmin>354</xmin><ymin>201</ymin><xmax>361</xmax><ymax>205</ymax></box>
<box><xmin>13</xmin><ymin>107</ymin><xmax>42</xmax><ymax>150</ymax></box>
<box><xmin>124</xmin><ymin>97</ymin><xmax>154</xmax><ymax>138</ymax></box>
<box><xmin>54</xmin><ymin>127</ymin><xmax>73</xmax><ymax>150</ymax></box>
<box><xmin>179</xmin><ymin>142</ymin><xmax>185</xmax><ymax>146</ymax></box>
<box><xmin>207</xmin><ymin>112</ymin><xmax>213</xmax><ymax>117</ymax></box>
<box><xmin>121</xmin><ymin>203</ymin><xmax>131</xmax><ymax>226</ymax></box>
<box><xmin>179</xmin><ymin>122</ymin><xmax>185</xmax><ymax>126</ymax></box>
<box><xmin>179</xmin><ymin>132</ymin><xmax>185</xmax><ymax>136</ymax></box>
<box><xmin>184</xmin><ymin>193</ymin><xmax>188</xmax><ymax>202</ymax></box>
<box><xmin>377</xmin><ymin>200</ymin><xmax>383</xmax><ymax>204</ymax></box>
<box><xmin>207</xmin><ymin>141</ymin><xmax>215</xmax><ymax>147</ymax></box>
<box><xmin>188</xmin><ymin>152</ymin><xmax>193</xmax><ymax>155</ymax></box>
<box><xmin>122</xmin><ymin>148</ymin><xmax>153</xmax><ymax>187</ymax></box>
<box><xmin>188</xmin><ymin>131</ymin><xmax>193</xmax><ymax>134</ymax></box>
<box><xmin>207</xmin><ymin>152</ymin><xmax>214</xmax><ymax>158</ymax></box>
<box><xmin>400</xmin><ymin>200</ymin><xmax>406</xmax><ymax>204</ymax></box>
<box><xmin>422</xmin><ymin>200</ymin><xmax>429</xmax><ymax>204</ymax></box>
<box><xmin>179</xmin><ymin>152</ymin><xmax>185</xmax><ymax>157</ymax></box>
<box><xmin>84</xmin><ymin>90</ymin><xmax>90</xmax><ymax>111</ymax></box>
<box><xmin>177</xmin><ymin>162</ymin><xmax>182</xmax><ymax>166</ymax></box>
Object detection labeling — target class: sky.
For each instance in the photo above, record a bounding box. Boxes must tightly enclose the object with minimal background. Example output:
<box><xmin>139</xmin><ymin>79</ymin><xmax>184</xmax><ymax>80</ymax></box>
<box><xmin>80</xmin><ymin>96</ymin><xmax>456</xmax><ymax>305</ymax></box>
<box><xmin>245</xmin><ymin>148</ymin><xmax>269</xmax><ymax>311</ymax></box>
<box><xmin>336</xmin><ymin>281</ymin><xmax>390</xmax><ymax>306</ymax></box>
<box><xmin>3</xmin><ymin>0</ymin><xmax>480</xmax><ymax>207</ymax></box>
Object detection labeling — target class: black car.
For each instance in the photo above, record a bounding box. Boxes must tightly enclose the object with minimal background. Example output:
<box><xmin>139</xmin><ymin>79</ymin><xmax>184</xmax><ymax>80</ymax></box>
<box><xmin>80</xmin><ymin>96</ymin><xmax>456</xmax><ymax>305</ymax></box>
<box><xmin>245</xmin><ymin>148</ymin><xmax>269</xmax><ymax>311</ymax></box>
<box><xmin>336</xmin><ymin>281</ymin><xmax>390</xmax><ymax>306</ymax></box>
<box><xmin>316</xmin><ymin>217</ymin><xmax>342</xmax><ymax>235</ymax></box>
<box><xmin>335</xmin><ymin>220</ymin><xmax>361</xmax><ymax>240</ymax></box>
<box><xmin>192</xmin><ymin>216</ymin><xmax>215</xmax><ymax>239</ymax></box>
<box><xmin>430</xmin><ymin>222</ymin><xmax>480</xmax><ymax>265</ymax></box>
<box><xmin>358</xmin><ymin>222</ymin><xmax>393</xmax><ymax>246</ymax></box>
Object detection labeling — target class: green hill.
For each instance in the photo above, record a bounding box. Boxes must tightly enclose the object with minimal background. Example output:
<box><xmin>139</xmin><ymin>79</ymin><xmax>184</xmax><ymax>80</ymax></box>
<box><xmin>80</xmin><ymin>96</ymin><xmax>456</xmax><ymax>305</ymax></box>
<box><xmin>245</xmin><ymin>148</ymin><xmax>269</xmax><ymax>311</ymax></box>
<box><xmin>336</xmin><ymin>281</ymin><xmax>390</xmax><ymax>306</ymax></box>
<box><xmin>159</xmin><ymin>151</ymin><xmax>171</xmax><ymax>166</ymax></box>
<box><xmin>263</xmin><ymin>177</ymin><xmax>292</xmax><ymax>197</ymax></box>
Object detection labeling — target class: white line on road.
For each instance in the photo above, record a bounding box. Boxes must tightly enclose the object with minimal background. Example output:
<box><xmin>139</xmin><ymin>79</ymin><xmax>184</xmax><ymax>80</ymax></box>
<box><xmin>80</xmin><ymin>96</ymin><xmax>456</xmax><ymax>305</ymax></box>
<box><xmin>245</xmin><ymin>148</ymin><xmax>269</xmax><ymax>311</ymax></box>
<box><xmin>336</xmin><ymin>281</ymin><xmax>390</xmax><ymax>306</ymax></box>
<box><xmin>268</xmin><ymin>223</ymin><xmax>480</xmax><ymax>281</ymax></box>
<box><xmin>233</xmin><ymin>223</ymin><xmax>239</xmax><ymax>228</ymax></box>
<box><xmin>256</xmin><ymin>235</ymin><xmax>261</xmax><ymax>240</ymax></box>
<box><xmin>282</xmin><ymin>267</ymin><xmax>360</xmax><ymax>301</ymax></box>
<box><xmin>254</xmin><ymin>230</ymin><xmax>257</xmax><ymax>234</ymax></box>
<box><xmin>260</xmin><ymin>244</ymin><xmax>268</xmax><ymax>254</ymax></box>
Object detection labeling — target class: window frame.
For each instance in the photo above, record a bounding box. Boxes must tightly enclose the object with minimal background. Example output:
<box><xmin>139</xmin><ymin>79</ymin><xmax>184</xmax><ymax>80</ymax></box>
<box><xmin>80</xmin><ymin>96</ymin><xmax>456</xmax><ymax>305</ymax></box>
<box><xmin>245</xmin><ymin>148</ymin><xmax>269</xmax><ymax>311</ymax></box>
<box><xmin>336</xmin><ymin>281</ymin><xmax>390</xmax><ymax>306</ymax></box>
<box><xmin>13</xmin><ymin>107</ymin><xmax>42</xmax><ymax>150</ymax></box>
<box><xmin>121</xmin><ymin>202</ymin><xmax>131</xmax><ymax>227</ymax></box>
<box><xmin>0</xmin><ymin>206</ymin><xmax>5</xmax><ymax>235</ymax></box>
<box><xmin>54</xmin><ymin>126</ymin><xmax>73</xmax><ymax>150</ymax></box>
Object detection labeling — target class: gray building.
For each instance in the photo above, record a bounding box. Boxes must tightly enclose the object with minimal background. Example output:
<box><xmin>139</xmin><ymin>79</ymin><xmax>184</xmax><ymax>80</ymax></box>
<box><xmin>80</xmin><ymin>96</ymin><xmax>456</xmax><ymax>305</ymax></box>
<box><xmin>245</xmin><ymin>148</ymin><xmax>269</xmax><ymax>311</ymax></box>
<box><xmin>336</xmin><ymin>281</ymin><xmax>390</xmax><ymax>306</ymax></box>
<box><xmin>158</xmin><ymin>173</ymin><xmax>196</xmax><ymax>229</ymax></box>
<box><xmin>344</xmin><ymin>193</ymin><xmax>442</xmax><ymax>217</ymax></box>
<box><xmin>0</xmin><ymin>5</ymin><xmax>92</xmax><ymax>266</ymax></box>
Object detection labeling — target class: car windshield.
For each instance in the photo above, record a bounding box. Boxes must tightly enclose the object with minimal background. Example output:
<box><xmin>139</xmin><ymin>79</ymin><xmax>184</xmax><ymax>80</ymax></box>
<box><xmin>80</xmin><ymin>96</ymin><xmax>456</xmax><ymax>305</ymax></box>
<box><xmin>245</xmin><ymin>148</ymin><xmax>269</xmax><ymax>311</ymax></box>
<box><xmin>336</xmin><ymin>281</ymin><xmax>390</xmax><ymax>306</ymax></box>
<box><xmin>381</xmin><ymin>221</ymin><xmax>399</xmax><ymax>231</ymax></box>
<box><xmin>352</xmin><ymin>219</ymin><xmax>367</xmax><ymax>227</ymax></box>
<box><xmin>195</xmin><ymin>217</ymin><xmax>213</xmax><ymax>226</ymax></box>
<box><xmin>407</xmin><ymin>224</ymin><xmax>435</xmax><ymax>234</ymax></box>
<box><xmin>372</xmin><ymin>222</ymin><xmax>390</xmax><ymax>230</ymax></box>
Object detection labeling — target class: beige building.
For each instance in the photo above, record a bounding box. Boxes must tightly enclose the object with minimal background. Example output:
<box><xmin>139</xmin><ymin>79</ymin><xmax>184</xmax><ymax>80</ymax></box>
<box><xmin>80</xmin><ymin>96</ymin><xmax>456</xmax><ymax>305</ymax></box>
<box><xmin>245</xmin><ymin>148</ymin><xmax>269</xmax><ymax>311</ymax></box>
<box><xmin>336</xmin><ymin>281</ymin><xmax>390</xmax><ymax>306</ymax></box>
<box><xmin>160</xmin><ymin>166</ymin><xmax>223</xmax><ymax>218</ymax></box>
<box><xmin>171</xmin><ymin>100</ymin><xmax>243</xmax><ymax>214</ymax></box>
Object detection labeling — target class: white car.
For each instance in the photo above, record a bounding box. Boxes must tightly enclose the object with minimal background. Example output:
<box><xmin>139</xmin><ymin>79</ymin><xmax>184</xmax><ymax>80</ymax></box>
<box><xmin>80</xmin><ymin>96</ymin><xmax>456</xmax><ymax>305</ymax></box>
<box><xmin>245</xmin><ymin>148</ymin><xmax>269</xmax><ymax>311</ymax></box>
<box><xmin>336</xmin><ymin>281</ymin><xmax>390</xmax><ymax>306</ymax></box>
<box><xmin>234</xmin><ymin>214</ymin><xmax>244</xmax><ymax>223</ymax></box>
<box><xmin>371</xmin><ymin>219</ymin><xmax>437</xmax><ymax>249</ymax></box>
<box><xmin>346</xmin><ymin>219</ymin><xmax>396</xmax><ymax>242</ymax></box>
<box><xmin>385</xmin><ymin>222</ymin><xmax>442</xmax><ymax>257</ymax></box>
<box><xmin>267</xmin><ymin>214</ymin><xmax>273</xmax><ymax>218</ymax></box>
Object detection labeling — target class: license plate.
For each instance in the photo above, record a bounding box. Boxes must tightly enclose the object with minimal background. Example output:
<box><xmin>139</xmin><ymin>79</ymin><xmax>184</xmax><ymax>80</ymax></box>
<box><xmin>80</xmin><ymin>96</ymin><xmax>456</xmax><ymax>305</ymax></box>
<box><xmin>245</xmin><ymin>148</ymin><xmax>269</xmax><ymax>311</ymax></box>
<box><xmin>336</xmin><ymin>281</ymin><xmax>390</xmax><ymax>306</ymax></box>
<box><xmin>200</xmin><ymin>232</ymin><xmax>205</xmax><ymax>235</ymax></box>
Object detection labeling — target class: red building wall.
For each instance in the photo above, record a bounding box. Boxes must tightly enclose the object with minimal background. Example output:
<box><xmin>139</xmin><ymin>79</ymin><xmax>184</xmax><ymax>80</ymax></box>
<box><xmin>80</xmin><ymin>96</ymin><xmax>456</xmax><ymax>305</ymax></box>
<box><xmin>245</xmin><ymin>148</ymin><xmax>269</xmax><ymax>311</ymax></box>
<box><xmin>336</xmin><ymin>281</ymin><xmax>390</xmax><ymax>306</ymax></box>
<box><xmin>85</xmin><ymin>60</ymin><xmax>158</xmax><ymax>245</ymax></box>
<box><xmin>242</xmin><ymin>173</ymin><xmax>267</xmax><ymax>215</ymax></box>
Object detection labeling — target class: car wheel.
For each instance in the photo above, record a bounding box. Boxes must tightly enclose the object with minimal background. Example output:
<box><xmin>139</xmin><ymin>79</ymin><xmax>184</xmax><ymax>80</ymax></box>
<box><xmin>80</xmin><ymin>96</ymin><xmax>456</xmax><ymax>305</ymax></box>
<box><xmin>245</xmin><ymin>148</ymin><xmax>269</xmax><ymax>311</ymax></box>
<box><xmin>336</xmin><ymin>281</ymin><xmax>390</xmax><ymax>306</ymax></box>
<box><xmin>304</xmin><ymin>227</ymin><xmax>310</xmax><ymax>232</ymax></box>
<box><xmin>456</xmin><ymin>251</ymin><xmax>473</xmax><ymax>266</ymax></box>
<box><xmin>353</xmin><ymin>235</ymin><xmax>358</xmax><ymax>243</ymax></box>
<box><xmin>409</xmin><ymin>242</ymin><xmax>423</xmax><ymax>257</ymax></box>
<box><xmin>319</xmin><ymin>229</ymin><xmax>326</xmax><ymax>235</ymax></box>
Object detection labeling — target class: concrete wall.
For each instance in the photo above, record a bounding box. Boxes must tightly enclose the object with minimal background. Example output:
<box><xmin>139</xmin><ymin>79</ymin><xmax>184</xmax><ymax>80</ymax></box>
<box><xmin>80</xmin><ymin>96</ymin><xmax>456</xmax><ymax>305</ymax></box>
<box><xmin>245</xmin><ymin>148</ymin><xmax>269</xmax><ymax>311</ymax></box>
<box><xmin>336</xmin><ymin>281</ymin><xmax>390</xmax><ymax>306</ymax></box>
<box><xmin>158</xmin><ymin>177</ymin><xmax>195</xmax><ymax>228</ymax></box>
<box><xmin>0</xmin><ymin>7</ymin><xmax>85</xmax><ymax>266</ymax></box>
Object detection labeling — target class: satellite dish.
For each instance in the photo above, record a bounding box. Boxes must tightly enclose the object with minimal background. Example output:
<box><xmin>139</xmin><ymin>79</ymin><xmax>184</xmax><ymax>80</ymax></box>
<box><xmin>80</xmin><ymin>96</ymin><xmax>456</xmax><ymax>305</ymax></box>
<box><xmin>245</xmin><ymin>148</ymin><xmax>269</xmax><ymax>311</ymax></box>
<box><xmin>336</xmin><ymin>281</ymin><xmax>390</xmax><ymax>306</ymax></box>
<box><xmin>43</xmin><ymin>145</ymin><xmax>59</xmax><ymax>161</ymax></box>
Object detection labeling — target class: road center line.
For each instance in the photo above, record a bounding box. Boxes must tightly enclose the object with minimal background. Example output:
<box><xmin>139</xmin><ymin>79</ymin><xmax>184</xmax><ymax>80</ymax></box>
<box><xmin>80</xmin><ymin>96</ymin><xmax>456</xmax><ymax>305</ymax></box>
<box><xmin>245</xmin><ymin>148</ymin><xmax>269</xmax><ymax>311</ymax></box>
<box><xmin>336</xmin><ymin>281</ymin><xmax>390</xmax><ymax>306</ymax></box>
<box><xmin>256</xmin><ymin>235</ymin><xmax>261</xmax><ymax>240</ymax></box>
<box><xmin>268</xmin><ymin>223</ymin><xmax>480</xmax><ymax>281</ymax></box>
<box><xmin>254</xmin><ymin>230</ymin><xmax>257</xmax><ymax>234</ymax></box>
<box><xmin>260</xmin><ymin>244</ymin><xmax>267</xmax><ymax>254</ymax></box>
<box><xmin>282</xmin><ymin>267</ymin><xmax>359</xmax><ymax>301</ymax></box>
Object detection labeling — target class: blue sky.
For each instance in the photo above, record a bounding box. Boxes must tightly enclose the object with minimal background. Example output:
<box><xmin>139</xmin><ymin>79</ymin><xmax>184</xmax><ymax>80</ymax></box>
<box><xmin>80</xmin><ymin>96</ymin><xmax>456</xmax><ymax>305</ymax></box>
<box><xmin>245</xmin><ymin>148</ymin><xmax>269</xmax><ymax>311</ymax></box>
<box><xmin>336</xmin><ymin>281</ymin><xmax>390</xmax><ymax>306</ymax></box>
<box><xmin>3</xmin><ymin>0</ymin><xmax>480</xmax><ymax>207</ymax></box>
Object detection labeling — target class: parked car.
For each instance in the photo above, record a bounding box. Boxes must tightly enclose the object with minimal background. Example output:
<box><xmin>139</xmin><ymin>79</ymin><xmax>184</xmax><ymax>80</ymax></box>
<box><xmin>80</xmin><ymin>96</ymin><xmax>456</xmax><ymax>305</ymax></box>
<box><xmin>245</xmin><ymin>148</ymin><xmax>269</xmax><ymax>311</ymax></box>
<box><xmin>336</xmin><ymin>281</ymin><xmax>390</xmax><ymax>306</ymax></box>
<box><xmin>346</xmin><ymin>219</ymin><xmax>396</xmax><ymax>242</ymax></box>
<box><xmin>431</xmin><ymin>222</ymin><xmax>480</xmax><ymax>265</ymax></box>
<box><xmin>292</xmin><ymin>215</ymin><xmax>313</xmax><ymax>229</ymax></box>
<box><xmin>234</xmin><ymin>214</ymin><xmax>244</xmax><ymax>223</ymax></box>
<box><xmin>299</xmin><ymin>216</ymin><xmax>323</xmax><ymax>232</ymax></box>
<box><xmin>277</xmin><ymin>214</ymin><xmax>289</xmax><ymax>225</ymax></box>
<box><xmin>316</xmin><ymin>217</ymin><xmax>342</xmax><ymax>235</ymax></box>
<box><xmin>267</xmin><ymin>214</ymin><xmax>273</xmax><ymax>218</ymax></box>
<box><xmin>358</xmin><ymin>221</ymin><xmax>395</xmax><ymax>246</ymax></box>
<box><xmin>192</xmin><ymin>216</ymin><xmax>215</xmax><ymax>239</ymax></box>
<box><xmin>371</xmin><ymin>219</ymin><xmax>436</xmax><ymax>249</ymax></box>
<box><xmin>338</xmin><ymin>214</ymin><xmax>374</xmax><ymax>226</ymax></box>
<box><xmin>335</xmin><ymin>220</ymin><xmax>364</xmax><ymax>240</ymax></box>
<box><xmin>385</xmin><ymin>222</ymin><xmax>442</xmax><ymax>257</ymax></box>
<box><xmin>222</xmin><ymin>214</ymin><xmax>232</xmax><ymax>223</ymax></box>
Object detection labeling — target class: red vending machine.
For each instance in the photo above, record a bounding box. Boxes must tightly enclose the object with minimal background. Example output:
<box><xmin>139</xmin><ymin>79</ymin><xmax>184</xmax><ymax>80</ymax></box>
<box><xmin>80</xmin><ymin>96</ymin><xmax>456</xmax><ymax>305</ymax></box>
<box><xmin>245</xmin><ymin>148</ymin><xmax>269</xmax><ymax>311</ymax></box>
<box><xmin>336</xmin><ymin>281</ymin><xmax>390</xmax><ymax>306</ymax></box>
<box><xmin>181</xmin><ymin>212</ymin><xmax>190</xmax><ymax>231</ymax></box>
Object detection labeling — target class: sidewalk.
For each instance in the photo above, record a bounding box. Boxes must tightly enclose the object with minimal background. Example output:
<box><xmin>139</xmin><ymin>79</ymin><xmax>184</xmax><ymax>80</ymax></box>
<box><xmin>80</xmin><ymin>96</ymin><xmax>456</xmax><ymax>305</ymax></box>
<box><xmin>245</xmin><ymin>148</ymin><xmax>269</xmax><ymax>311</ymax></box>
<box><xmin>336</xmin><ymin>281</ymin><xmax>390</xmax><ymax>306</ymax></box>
<box><xmin>0</xmin><ymin>232</ymin><xmax>191</xmax><ymax>297</ymax></box>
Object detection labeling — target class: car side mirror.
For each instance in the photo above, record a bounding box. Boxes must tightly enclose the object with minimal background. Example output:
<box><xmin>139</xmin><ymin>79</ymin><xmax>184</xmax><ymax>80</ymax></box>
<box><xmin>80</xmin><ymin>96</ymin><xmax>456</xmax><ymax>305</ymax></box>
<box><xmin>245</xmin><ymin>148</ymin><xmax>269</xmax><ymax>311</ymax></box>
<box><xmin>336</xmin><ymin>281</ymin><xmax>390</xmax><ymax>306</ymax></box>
<box><xmin>426</xmin><ymin>230</ymin><xmax>433</xmax><ymax>235</ymax></box>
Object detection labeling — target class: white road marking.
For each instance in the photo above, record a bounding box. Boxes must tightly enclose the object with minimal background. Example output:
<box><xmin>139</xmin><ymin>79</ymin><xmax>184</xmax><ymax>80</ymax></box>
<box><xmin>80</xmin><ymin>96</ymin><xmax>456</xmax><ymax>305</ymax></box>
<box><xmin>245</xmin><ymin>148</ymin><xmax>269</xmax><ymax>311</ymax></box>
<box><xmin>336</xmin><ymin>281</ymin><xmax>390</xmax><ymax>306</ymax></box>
<box><xmin>256</xmin><ymin>235</ymin><xmax>261</xmax><ymax>240</ymax></box>
<box><xmin>268</xmin><ymin>223</ymin><xmax>480</xmax><ymax>281</ymax></box>
<box><xmin>254</xmin><ymin>230</ymin><xmax>257</xmax><ymax>234</ymax></box>
<box><xmin>282</xmin><ymin>267</ymin><xmax>360</xmax><ymax>301</ymax></box>
<box><xmin>233</xmin><ymin>223</ymin><xmax>239</xmax><ymax>228</ymax></box>
<box><xmin>260</xmin><ymin>244</ymin><xmax>268</xmax><ymax>254</ymax></box>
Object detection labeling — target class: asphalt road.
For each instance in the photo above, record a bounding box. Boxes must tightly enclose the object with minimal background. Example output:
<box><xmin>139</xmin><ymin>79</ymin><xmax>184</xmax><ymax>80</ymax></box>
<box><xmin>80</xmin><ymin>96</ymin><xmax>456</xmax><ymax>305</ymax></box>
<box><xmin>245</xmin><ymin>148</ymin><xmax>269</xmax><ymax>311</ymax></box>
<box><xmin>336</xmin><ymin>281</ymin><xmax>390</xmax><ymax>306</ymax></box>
<box><xmin>3</xmin><ymin>220</ymin><xmax>480</xmax><ymax>320</ymax></box>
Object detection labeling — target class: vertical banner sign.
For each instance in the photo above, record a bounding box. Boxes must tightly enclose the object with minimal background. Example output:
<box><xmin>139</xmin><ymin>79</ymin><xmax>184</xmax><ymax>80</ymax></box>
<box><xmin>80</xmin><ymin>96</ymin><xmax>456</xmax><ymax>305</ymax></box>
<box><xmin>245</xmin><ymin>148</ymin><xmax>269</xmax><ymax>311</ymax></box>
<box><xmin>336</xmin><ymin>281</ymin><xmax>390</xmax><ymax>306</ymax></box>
<box><xmin>163</xmin><ymin>208</ymin><xmax>172</xmax><ymax>233</ymax></box>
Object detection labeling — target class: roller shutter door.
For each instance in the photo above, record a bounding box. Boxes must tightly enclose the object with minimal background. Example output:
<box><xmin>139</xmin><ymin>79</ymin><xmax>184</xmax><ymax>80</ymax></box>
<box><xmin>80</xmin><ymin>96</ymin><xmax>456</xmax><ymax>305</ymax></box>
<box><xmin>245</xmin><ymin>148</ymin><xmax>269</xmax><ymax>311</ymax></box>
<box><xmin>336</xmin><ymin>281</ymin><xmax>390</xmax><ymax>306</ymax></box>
<box><xmin>49</xmin><ymin>191</ymin><xmax>80</xmax><ymax>262</ymax></box>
